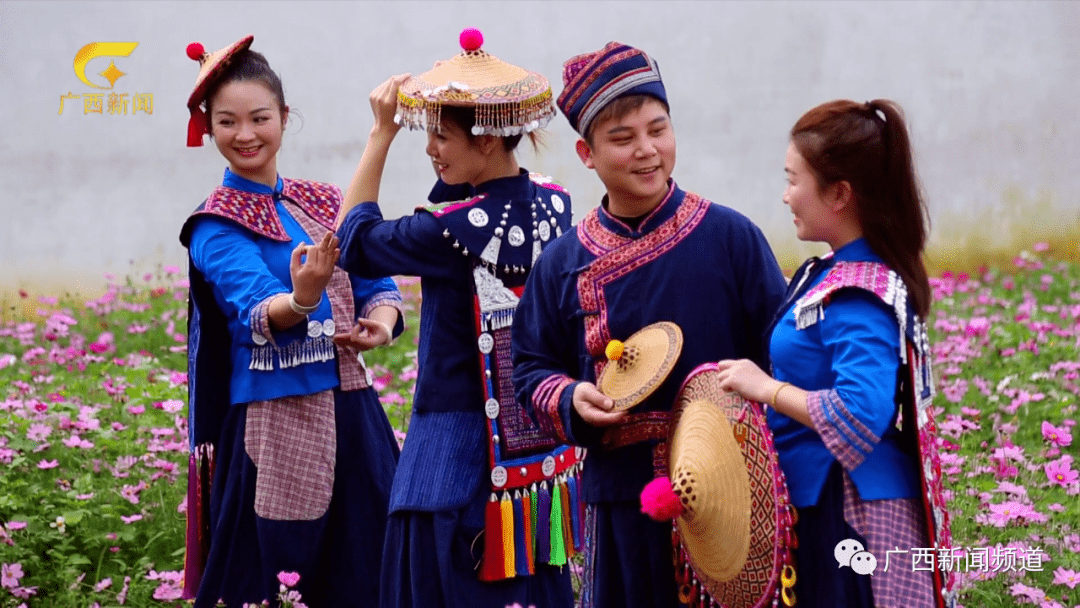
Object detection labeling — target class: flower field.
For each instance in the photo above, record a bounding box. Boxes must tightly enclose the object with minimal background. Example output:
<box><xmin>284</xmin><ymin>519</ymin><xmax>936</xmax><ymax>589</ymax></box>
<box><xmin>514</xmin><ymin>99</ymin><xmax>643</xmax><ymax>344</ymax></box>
<box><xmin>0</xmin><ymin>246</ymin><xmax>1077</xmax><ymax>607</ymax></box>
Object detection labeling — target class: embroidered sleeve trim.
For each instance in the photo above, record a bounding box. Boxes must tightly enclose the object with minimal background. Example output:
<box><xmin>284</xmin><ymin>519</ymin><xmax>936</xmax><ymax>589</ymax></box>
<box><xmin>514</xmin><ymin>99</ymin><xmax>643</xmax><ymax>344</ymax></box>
<box><xmin>807</xmin><ymin>389</ymin><xmax>881</xmax><ymax>471</ymax></box>
<box><xmin>533</xmin><ymin>374</ymin><xmax>575</xmax><ymax>443</ymax></box>
<box><xmin>360</xmin><ymin>291</ymin><xmax>404</xmax><ymax>319</ymax></box>
<box><xmin>249</xmin><ymin>294</ymin><xmax>278</xmax><ymax>347</ymax></box>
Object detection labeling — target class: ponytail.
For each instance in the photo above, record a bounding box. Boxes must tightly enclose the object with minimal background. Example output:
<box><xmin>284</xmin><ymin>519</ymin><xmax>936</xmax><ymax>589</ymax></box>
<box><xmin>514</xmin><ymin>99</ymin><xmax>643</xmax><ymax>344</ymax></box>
<box><xmin>791</xmin><ymin>99</ymin><xmax>931</xmax><ymax>317</ymax></box>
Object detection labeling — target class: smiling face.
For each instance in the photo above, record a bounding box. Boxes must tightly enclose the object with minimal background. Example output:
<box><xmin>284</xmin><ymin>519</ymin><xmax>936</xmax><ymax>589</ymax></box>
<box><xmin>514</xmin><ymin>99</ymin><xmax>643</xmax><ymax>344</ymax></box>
<box><xmin>208</xmin><ymin>80</ymin><xmax>287</xmax><ymax>187</ymax></box>
<box><xmin>424</xmin><ymin>119</ymin><xmax>492</xmax><ymax>186</ymax></box>
<box><xmin>577</xmin><ymin>97</ymin><xmax>676</xmax><ymax>217</ymax></box>
<box><xmin>783</xmin><ymin>142</ymin><xmax>843</xmax><ymax>245</ymax></box>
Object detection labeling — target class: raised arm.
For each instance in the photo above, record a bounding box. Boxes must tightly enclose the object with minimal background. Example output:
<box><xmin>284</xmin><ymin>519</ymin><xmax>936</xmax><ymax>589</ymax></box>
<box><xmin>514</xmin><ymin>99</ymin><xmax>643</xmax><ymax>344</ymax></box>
<box><xmin>335</xmin><ymin>73</ymin><xmax>412</xmax><ymax>228</ymax></box>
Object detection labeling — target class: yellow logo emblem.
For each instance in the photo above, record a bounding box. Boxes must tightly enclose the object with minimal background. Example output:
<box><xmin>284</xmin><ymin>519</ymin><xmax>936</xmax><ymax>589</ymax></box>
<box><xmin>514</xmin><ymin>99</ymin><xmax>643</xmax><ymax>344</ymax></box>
<box><xmin>72</xmin><ymin>42</ymin><xmax>139</xmax><ymax>89</ymax></box>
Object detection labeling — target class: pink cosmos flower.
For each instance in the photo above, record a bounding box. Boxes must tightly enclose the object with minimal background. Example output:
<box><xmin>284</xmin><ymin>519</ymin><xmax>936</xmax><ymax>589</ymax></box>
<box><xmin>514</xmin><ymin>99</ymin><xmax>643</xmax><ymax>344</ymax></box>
<box><xmin>120</xmin><ymin>514</ymin><xmax>143</xmax><ymax>524</ymax></box>
<box><xmin>10</xmin><ymin>586</ymin><xmax>35</xmax><ymax>599</ymax></box>
<box><xmin>6</xmin><ymin>522</ymin><xmax>26</xmax><ymax>531</ymax></box>
<box><xmin>1041</xmin><ymin>421</ymin><xmax>1073</xmax><ymax>447</ymax></box>
<box><xmin>277</xmin><ymin>571</ymin><xmax>301</xmax><ymax>587</ymax></box>
<box><xmin>1045</xmin><ymin>458</ymin><xmax>1079</xmax><ymax>488</ymax></box>
<box><xmin>158</xmin><ymin>399</ymin><xmax>184</xmax><ymax>413</ymax></box>
<box><xmin>36</xmin><ymin>459</ymin><xmax>59</xmax><ymax>470</ymax></box>
<box><xmin>94</xmin><ymin>577</ymin><xmax>112</xmax><ymax>592</ymax></box>
<box><xmin>127</xmin><ymin>405</ymin><xmax>145</xmax><ymax>416</ymax></box>
<box><xmin>1</xmin><ymin>562</ymin><xmax>24</xmax><ymax>588</ymax></box>
<box><xmin>152</xmin><ymin>582</ymin><xmax>182</xmax><ymax>601</ymax></box>
<box><xmin>26</xmin><ymin>423</ymin><xmax>52</xmax><ymax>442</ymax></box>
<box><xmin>1009</xmin><ymin>582</ymin><xmax>1046</xmax><ymax>603</ymax></box>
<box><xmin>1052</xmin><ymin>567</ymin><xmax>1078</xmax><ymax>589</ymax></box>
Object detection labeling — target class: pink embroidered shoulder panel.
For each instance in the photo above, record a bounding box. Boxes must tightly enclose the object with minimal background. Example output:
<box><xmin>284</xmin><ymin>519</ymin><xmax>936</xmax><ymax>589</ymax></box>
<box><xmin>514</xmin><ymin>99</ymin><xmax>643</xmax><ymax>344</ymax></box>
<box><xmin>197</xmin><ymin>178</ymin><xmax>343</xmax><ymax>242</ymax></box>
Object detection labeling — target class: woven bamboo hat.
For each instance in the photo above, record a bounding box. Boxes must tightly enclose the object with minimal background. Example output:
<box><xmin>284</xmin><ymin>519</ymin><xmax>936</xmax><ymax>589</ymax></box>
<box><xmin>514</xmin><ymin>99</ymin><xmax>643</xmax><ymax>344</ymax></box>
<box><xmin>645</xmin><ymin>363</ymin><xmax>796</xmax><ymax>608</ymax></box>
<box><xmin>395</xmin><ymin>28</ymin><xmax>556</xmax><ymax>136</ymax></box>
<box><xmin>596</xmin><ymin>321</ymin><xmax>682</xmax><ymax>412</ymax></box>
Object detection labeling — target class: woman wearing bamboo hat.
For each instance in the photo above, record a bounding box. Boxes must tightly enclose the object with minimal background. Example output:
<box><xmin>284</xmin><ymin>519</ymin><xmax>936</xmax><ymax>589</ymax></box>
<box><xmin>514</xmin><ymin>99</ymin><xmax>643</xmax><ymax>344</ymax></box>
<box><xmin>335</xmin><ymin>28</ymin><xmax>577</xmax><ymax>608</ymax></box>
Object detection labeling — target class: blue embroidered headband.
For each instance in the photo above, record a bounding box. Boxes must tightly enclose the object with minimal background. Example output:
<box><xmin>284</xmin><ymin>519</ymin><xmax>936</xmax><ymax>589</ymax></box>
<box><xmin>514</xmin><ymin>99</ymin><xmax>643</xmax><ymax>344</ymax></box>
<box><xmin>556</xmin><ymin>41</ymin><xmax>668</xmax><ymax>138</ymax></box>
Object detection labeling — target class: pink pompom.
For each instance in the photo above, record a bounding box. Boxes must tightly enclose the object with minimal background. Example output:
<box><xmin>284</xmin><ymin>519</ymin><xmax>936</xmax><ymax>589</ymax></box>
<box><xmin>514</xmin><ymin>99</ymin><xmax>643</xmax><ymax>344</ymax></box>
<box><xmin>186</xmin><ymin>42</ymin><xmax>205</xmax><ymax>61</ymax></box>
<box><xmin>459</xmin><ymin>28</ymin><xmax>484</xmax><ymax>52</ymax></box>
<box><xmin>640</xmin><ymin>476</ymin><xmax>685</xmax><ymax>521</ymax></box>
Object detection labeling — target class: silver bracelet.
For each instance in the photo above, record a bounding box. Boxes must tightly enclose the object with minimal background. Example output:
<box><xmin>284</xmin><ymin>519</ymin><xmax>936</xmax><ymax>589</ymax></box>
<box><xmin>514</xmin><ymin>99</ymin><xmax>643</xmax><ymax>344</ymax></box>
<box><xmin>288</xmin><ymin>292</ymin><xmax>322</xmax><ymax>315</ymax></box>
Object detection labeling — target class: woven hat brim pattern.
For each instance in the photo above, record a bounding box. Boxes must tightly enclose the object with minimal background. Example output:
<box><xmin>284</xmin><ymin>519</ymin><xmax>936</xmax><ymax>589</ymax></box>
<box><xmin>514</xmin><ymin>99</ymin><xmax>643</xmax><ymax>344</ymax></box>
<box><xmin>396</xmin><ymin>51</ymin><xmax>556</xmax><ymax>136</ymax></box>
<box><xmin>670</xmin><ymin>399</ymin><xmax>752</xmax><ymax>583</ymax></box>
<box><xmin>597</xmin><ymin>321</ymin><xmax>683</xmax><ymax>412</ymax></box>
<box><xmin>670</xmin><ymin>364</ymin><xmax>794</xmax><ymax>606</ymax></box>
<box><xmin>187</xmin><ymin>35</ymin><xmax>254</xmax><ymax>110</ymax></box>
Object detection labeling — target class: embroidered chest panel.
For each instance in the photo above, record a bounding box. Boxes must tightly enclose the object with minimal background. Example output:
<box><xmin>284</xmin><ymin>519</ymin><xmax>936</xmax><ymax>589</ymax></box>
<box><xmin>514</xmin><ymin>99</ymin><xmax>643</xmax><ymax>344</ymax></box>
<box><xmin>575</xmin><ymin>192</ymin><xmax>710</xmax><ymax>371</ymax></box>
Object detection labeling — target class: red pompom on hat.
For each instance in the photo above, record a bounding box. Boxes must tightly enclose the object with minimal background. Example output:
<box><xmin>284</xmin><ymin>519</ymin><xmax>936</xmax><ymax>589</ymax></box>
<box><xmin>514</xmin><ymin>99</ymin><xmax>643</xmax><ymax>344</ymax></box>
<box><xmin>186</xmin><ymin>42</ymin><xmax>206</xmax><ymax>62</ymax></box>
<box><xmin>640</xmin><ymin>476</ymin><xmax>685</xmax><ymax>521</ymax></box>
<box><xmin>459</xmin><ymin>27</ymin><xmax>483</xmax><ymax>52</ymax></box>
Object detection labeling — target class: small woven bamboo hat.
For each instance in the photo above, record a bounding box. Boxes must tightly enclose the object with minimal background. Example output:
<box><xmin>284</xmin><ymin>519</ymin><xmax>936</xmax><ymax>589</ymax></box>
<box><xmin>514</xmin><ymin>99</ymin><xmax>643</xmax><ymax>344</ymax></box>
<box><xmin>185</xmin><ymin>35</ymin><xmax>254</xmax><ymax>147</ymax></box>
<box><xmin>396</xmin><ymin>28</ymin><xmax>556</xmax><ymax>136</ymax></box>
<box><xmin>596</xmin><ymin>321</ymin><xmax>682</xmax><ymax>412</ymax></box>
<box><xmin>641</xmin><ymin>363</ymin><xmax>797</xmax><ymax>608</ymax></box>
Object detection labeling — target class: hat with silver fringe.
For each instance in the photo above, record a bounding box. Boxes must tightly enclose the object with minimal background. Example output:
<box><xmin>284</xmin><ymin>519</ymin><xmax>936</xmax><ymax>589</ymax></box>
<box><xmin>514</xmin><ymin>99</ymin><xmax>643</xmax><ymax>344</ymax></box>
<box><xmin>396</xmin><ymin>28</ymin><xmax>556</xmax><ymax>137</ymax></box>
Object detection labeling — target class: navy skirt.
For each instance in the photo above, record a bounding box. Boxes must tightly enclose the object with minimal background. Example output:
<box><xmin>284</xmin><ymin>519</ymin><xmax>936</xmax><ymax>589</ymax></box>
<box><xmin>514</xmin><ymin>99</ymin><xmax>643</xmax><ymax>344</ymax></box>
<box><xmin>580</xmin><ymin>501</ymin><xmax>680</xmax><ymax>608</ymax></box>
<box><xmin>195</xmin><ymin>386</ymin><xmax>400</xmax><ymax>608</ymax></box>
<box><xmin>380</xmin><ymin>480</ymin><xmax>574</xmax><ymax>608</ymax></box>
<box><xmin>790</xmin><ymin>463</ymin><xmax>875</xmax><ymax>608</ymax></box>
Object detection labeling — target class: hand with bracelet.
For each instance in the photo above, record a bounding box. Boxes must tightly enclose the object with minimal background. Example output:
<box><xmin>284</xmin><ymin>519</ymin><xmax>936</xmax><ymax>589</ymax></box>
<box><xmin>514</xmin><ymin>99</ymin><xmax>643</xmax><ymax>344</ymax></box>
<box><xmin>714</xmin><ymin>358</ymin><xmax>814</xmax><ymax>429</ymax></box>
<box><xmin>267</xmin><ymin>231</ymin><xmax>340</xmax><ymax>331</ymax></box>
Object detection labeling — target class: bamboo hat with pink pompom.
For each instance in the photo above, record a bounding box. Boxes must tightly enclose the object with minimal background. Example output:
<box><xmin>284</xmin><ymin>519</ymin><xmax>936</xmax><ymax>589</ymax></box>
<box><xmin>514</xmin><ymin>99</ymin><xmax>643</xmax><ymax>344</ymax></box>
<box><xmin>396</xmin><ymin>28</ymin><xmax>556</xmax><ymax>137</ymax></box>
<box><xmin>640</xmin><ymin>363</ymin><xmax>798</xmax><ymax>608</ymax></box>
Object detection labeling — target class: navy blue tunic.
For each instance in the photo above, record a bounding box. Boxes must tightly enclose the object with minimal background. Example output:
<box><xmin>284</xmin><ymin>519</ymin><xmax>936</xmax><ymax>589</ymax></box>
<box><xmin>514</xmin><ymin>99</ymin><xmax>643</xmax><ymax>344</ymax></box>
<box><xmin>511</xmin><ymin>181</ymin><xmax>787</xmax><ymax>607</ymax></box>
<box><xmin>337</xmin><ymin>170</ymin><xmax>575</xmax><ymax>608</ymax></box>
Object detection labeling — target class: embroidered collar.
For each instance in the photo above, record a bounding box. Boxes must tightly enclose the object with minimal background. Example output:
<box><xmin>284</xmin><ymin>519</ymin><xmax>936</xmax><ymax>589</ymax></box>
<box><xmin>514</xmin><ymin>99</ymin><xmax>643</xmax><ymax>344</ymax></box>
<box><xmin>595</xmin><ymin>180</ymin><xmax>677</xmax><ymax>237</ymax></box>
<box><xmin>183</xmin><ymin>174</ymin><xmax>342</xmax><ymax>243</ymax></box>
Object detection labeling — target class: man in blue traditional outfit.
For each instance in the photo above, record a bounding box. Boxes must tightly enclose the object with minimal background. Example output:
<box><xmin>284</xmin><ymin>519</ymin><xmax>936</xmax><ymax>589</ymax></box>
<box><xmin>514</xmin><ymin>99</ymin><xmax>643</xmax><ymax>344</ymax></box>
<box><xmin>510</xmin><ymin>42</ymin><xmax>788</xmax><ymax>608</ymax></box>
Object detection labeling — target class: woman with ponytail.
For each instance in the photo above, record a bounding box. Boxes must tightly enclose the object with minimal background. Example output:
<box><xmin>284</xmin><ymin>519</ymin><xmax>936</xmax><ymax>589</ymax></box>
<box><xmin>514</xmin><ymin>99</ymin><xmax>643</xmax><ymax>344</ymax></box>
<box><xmin>715</xmin><ymin>100</ymin><xmax>955</xmax><ymax>607</ymax></box>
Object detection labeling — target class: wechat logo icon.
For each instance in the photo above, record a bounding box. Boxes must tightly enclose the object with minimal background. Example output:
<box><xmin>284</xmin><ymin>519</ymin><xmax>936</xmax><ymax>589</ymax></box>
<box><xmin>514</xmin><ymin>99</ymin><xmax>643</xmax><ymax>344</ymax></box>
<box><xmin>834</xmin><ymin>539</ymin><xmax>878</xmax><ymax>576</ymax></box>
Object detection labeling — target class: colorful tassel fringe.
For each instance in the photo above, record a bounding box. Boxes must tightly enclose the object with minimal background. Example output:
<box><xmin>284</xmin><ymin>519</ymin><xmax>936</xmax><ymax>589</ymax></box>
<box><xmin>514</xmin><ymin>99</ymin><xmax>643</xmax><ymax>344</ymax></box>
<box><xmin>478</xmin><ymin>470</ymin><xmax>583</xmax><ymax>581</ymax></box>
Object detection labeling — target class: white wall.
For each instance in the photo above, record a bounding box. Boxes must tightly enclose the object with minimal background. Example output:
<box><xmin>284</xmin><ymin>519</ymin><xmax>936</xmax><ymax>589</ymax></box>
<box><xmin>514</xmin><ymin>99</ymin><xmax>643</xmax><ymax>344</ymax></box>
<box><xmin>1</xmin><ymin>0</ymin><xmax>1077</xmax><ymax>295</ymax></box>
